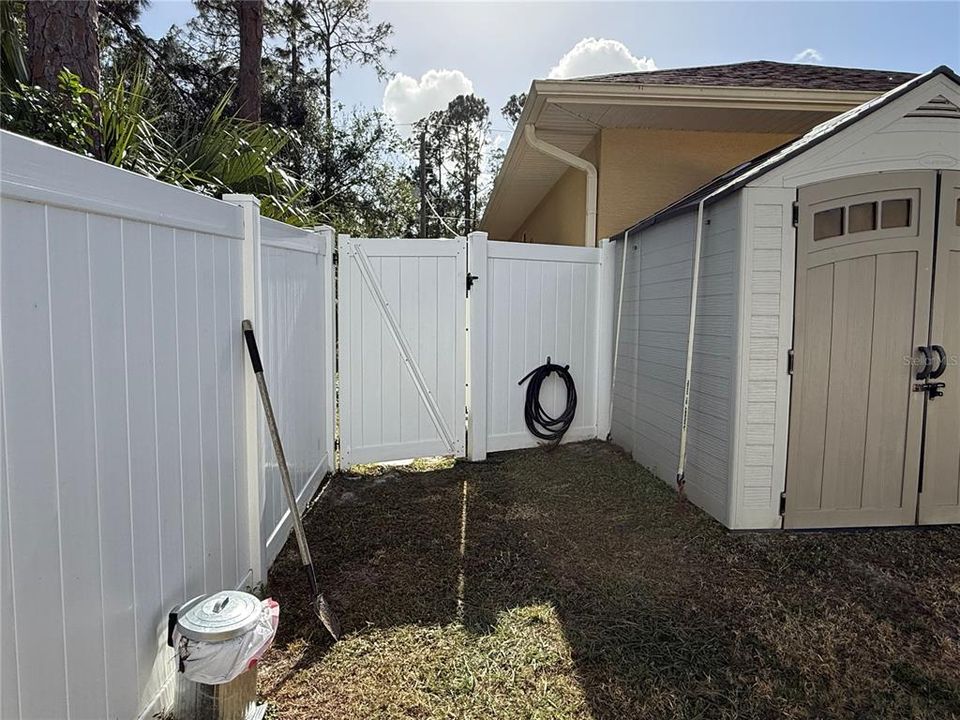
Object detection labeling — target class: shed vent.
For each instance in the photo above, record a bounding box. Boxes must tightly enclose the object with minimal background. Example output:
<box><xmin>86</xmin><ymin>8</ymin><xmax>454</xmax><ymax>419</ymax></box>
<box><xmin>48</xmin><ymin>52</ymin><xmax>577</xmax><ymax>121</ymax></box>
<box><xmin>904</xmin><ymin>95</ymin><xmax>960</xmax><ymax>120</ymax></box>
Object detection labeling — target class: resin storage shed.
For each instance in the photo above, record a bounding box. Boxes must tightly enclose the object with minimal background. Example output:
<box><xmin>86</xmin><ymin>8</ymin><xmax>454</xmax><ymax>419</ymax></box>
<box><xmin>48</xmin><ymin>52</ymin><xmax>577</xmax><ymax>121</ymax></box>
<box><xmin>610</xmin><ymin>67</ymin><xmax>960</xmax><ymax>529</ymax></box>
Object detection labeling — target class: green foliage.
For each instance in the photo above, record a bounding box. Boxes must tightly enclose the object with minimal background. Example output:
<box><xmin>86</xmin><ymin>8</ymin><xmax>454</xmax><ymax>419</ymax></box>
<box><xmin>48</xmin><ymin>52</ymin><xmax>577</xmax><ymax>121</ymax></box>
<box><xmin>0</xmin><ymin>0</ymin><xmax>494</xmax><ymax>234</ymax></box>
<box><xmin>170</xmin><ymin>92</ymin><xmax>309</xmax><ymax>223</ymax></box>
<box><xmin>501</xmin><ymin>92</ymin><xmax>526</xmax><ymax>125</ymax></box>
<box><xmin>0</xmin><ymin>70</ymin><xmax>94</xmax><ymax>154</ymax></box>
<box><xmin>411</xmin><ymin>94</ymin><xmax>491</xmax><ymax>236</ymax></box>
<box><xmin>97</xmin><ymin>67</ymin><xmax>309</xmax><ymax>222</ymax></box>
<box><xmin>99</xmin><ymin>66</ymin><xmax>171</xmax><ymax>174</ymax></box>
<box><xmin>299</xmin><ymin>103</ymin><xmax>418</xmax><ymax>236</ymax></box>
<box><xmin>0</xmin><ymin>0</ymin><xmax>28</xmax><ymax>88</ymax></box>
<box><xmin>1</xmin><ymin>63</ymin><xmax>307</xmax><ymax>223</ymax></box>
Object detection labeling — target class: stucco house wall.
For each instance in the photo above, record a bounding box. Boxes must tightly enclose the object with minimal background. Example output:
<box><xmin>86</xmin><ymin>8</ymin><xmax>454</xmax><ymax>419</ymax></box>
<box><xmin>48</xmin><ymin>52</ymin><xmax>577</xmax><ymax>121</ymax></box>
<box><xmin>510</xmin><ymin>166</ymin><xmax>587</xmax><ymax>245</ymax></box>
<box><xmin>596</xmin><ymin>128</ymin><xmax>797</xmax><ymax>240</ymax></box>
<box><xmin>509</xmin><ymin>129</ymin><xmax>797</xmax><ymax>246</ymax></box>
<box><xmin>511</xmin><ymin>138</ymin><xmax>597</xmax><ymax>245</ymax></box>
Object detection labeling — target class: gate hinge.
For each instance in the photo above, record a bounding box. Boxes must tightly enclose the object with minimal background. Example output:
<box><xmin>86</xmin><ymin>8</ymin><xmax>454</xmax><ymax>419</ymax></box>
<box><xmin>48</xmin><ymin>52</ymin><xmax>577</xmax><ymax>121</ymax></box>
<box><xmin>466</xmin><ymin>272</ymin><xmax>479</xmax><ymax>297</ymax></box>
<box><xmin>787</xmin><ymin>348</ymin><xmax>795</xmax><ymax>375</ymax></box>
<box><xmin>791</xmin><ymin>202</ymin><xmax>799</xmax><ymax>228</ymax></box>
<box><xmin>779</xmin><ymin>491</ymin><xmax>787</xmax><ymax>516</ymax></box>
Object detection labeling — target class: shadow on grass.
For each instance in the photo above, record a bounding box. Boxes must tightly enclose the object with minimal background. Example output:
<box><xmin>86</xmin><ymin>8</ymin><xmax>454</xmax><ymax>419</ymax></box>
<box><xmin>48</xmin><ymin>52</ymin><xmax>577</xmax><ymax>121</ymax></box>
<box><xmin>262</xmin><ymin>441</ymin><xmax>960</xmax><ymax>719</ymax></box>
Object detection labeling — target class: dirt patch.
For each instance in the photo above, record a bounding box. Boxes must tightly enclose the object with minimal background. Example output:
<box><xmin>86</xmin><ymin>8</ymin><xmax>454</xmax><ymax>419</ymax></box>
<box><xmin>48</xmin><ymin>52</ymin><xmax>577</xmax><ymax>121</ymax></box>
<box><xmin>259</xmin><ymin>441</ymin><xmax>960</xmax><ymax>719</ymax></box>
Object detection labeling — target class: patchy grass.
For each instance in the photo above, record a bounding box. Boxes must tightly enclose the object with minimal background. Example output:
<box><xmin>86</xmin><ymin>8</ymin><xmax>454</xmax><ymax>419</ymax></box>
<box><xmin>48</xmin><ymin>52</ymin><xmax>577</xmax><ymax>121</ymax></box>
<box><xmin>259</xmin><ymin>441</ymin><xmax>960</xmax><ymax>719</ymax></box>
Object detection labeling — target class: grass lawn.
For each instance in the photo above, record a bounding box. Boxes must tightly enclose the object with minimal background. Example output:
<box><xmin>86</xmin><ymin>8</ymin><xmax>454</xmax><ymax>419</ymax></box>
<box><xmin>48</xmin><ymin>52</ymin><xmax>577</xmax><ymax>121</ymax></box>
<box><xmin>259</xmin><ymin>441</ymin><xmax>960</xmax><ymax>719</ymax></box>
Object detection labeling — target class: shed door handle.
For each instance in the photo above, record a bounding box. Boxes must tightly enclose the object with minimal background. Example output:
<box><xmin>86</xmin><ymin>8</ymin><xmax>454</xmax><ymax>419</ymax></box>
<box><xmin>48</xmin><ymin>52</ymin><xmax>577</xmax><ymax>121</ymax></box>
<box><xmin>917</xmin><ymin>346</ymin><xmax>933</xmax><ymax>380</ymax></box>
<box><xmin>930</xmin><ymin>345</ymin><xmax>948</xmax><ymax>380</ymax></box>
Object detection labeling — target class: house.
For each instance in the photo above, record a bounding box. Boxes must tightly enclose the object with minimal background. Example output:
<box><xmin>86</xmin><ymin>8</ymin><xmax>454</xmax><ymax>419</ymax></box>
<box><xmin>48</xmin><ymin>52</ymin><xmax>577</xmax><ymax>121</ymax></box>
<box><xmin>481</xmin><ymin>61</ymin><xmax>917</xmax><ymax>247</ymax></box>
<box><xmin>608</xmin><ymin>66</ymin><xmax>960</xmax><ymax>530</ymax></box>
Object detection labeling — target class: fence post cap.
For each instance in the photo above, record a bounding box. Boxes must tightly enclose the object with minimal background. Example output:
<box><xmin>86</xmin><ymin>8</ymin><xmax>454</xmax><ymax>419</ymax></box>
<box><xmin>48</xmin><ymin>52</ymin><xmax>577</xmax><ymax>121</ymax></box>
<box><xmin>222</xmin><ymin>193</ymin><xmax>261</xmax><ymax>207</ymax></box>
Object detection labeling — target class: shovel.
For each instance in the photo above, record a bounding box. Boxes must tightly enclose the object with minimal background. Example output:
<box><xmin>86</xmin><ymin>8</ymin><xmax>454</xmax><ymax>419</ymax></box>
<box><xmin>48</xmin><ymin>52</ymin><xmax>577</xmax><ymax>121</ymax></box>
<box><xmin>242</xmin><ymin>319</ymin><xmax>341</xmax><ymax>641</ymax></box>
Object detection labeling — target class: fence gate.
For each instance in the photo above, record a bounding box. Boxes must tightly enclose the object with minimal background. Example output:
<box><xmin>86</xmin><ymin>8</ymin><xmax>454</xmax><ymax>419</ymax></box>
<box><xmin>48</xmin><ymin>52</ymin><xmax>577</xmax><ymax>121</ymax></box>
<box><xmin>337</xmin><ymin>236</ymin><xmax>467</xmax><ymax>465</ymax></box>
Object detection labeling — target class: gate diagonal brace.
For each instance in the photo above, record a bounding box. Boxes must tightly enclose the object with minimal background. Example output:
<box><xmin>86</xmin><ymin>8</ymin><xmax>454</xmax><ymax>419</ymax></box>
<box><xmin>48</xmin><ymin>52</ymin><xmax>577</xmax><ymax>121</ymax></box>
<box><xmin>350</xmin><ymin>241</ymin><xmax>457</xmax><ymax>453</ymax></box>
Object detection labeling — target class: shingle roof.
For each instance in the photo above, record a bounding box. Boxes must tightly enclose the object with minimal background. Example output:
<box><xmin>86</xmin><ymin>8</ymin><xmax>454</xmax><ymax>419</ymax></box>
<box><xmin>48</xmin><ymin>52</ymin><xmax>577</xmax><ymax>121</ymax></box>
<box><xmin>609</xmin><ymin>65</ymin><xmax>959</xmax><ymax>241</ymax></box>
<box><xmin>576</xmin><ymin>60</ymin><xmax>917</xmax><ymax>92</ymax></box>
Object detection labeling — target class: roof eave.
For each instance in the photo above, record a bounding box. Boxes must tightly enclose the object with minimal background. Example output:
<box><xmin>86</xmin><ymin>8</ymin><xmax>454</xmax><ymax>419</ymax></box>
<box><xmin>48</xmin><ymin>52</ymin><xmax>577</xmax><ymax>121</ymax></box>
<box><xmin>609</xmin><ymin>65</ymin><xmax>960</xmax><ymax>241</ymax></box>
<box><xmin>481</xmin><ymin>82</ymin><xmax>885</xmax><ymax>236</ymax></box>
<box><xmin>479</xmin><ymin>79</ymin><xmax>544</xmax><ymax>231</ymax></box>
<box><xmin>531</xmin><ymin>78</ymin><xmax>883</xmax><ymax>110</ymax></box>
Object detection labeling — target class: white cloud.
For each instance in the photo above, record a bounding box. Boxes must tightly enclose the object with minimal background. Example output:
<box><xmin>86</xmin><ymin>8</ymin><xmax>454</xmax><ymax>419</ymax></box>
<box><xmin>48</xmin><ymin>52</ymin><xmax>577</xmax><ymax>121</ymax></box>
<box><xmin>793</xmin><ymin>48</ymin><xmax>824</xmax><ymax>65</ymax></box>
<box><xmin>479</xmin><ymin>131</ymin><xmax>508</xmax><ymax>192</ymax></box>
<box><xmin>382</xmin><ymin>69</ymin><xmax>474</xmax><ymax>136</ymax></box>
<box><xmin>548</xmin><ymin>38</ymin><xmax>656</xmax><ymax>80</ymax></box>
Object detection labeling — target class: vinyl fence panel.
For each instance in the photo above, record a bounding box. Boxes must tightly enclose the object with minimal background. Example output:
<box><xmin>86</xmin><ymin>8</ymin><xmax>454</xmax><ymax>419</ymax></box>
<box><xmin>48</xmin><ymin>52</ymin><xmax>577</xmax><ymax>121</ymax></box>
<box><xmin>468</xmin><ymin>234</ymin><xmax>610</xmax><ymax>456</ymax></box>
<box><xmin>258</xmin><ymin>219</ymin><xmax>335</xmax><ymax>568</ymax></box>
<box><xmin>0</xmin><ymin>132</ymin><xmax>333</xmax><ymax>720</ymax></box>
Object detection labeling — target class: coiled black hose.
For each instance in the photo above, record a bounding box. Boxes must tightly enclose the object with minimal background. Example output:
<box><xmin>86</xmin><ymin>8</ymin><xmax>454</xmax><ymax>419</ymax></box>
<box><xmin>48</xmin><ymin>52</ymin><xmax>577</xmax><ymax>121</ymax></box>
<box><xmin>518</xmin><ymin>357</ymin><xmax>577</xmax><ymax>445</ymax></box>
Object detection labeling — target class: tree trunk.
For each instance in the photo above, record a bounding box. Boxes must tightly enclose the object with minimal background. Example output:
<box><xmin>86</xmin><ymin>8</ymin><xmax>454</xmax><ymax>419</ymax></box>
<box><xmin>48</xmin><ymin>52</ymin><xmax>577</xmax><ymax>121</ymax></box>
<box><xmin>25</xmin><ymin>0</ymin><xmax>100</xmax><ymax>93</ymax></box>
<box><xmin>322</xmin><ymin>37</ymin><xmax>333</xmax><ymax>198</ymax></box>
<box><xmin>235</xmin><ymin>0</ymin><xmax>263</xmax><ymax>122</ymax></box>
<box><xmin>462</xmin><ymin>133</ymin><xmax>472</xmax><ymax>233</ymax></box>
<box><xmin>288</xmin><ymin>11</ymin><xmax>302</xmax><ymax>174</ymax></box>
<box><xmin>289</xmin><ymin>3</ymin><xmax>300</xmax><ymax>90</ymax></box>
<box><xmin>323</xmin><ymin>38</ymin><xmax>333</xmax><ymax>131</ymax></box>
<box><xmin>25</xmin><ymin>0</ymin><xmax>101</xmax><ymax>158</ymax></box>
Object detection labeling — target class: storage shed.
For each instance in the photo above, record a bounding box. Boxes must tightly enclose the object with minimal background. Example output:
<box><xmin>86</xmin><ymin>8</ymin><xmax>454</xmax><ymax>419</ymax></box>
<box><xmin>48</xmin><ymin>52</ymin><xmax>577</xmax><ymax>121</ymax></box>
<box><xmin>609</xmin><ymin>66</ymin><xmax>960</xmax><ymax>530</ymax></box>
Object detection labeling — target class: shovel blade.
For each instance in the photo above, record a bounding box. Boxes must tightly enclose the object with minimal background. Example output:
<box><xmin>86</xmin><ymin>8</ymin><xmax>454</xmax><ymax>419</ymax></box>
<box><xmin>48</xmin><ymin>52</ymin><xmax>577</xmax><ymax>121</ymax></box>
<box><xmin>315</xmin><ymin>595</ymin><xmax>341</xmax><ymax>641</ymax></box>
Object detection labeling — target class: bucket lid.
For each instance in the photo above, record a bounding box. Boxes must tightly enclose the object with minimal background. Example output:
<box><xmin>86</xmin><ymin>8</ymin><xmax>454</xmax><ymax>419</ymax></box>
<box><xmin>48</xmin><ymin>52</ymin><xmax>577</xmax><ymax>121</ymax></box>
<box><xmin>176</xmin><ymin>591</ymin><xmax>262</xmax><ymax>642</ymax></box>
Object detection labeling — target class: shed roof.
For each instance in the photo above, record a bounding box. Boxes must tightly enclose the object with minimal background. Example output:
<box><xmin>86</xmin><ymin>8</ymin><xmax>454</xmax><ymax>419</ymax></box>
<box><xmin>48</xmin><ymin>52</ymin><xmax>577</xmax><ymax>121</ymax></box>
<box><xmin>609</xmin><ymin>65</ymin><xmax>960</xmax><ymax>241</ymax></box>
<box><xmin>577</xmin><ymin>60</ymin><xmax>917</xmax><ymax>92</ymax></box>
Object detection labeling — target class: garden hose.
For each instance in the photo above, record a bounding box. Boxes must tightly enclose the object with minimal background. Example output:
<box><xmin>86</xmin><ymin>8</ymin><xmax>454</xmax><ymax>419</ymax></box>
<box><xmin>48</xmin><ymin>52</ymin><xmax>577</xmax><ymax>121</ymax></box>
<box><xmin>518</xmin><ymin>357</ymin><xmax>577</xmax><ymax>446</ymax></box>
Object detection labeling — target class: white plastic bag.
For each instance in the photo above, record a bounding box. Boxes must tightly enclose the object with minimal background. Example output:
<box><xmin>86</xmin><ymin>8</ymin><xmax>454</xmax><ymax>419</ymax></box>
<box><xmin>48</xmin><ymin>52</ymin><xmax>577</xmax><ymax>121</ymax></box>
<box><xmin>174</xmin><ymin>598</ymin><xmax>279</xmax><ymax>685</ymax></box>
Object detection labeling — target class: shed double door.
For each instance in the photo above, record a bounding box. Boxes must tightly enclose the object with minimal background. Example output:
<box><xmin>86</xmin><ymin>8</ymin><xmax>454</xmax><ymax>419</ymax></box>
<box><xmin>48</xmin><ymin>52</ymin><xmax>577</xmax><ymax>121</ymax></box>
<box><xmin>785</xmin><ymin>171</ymin><xmax>960</xmax><ymax>528</ymax></box>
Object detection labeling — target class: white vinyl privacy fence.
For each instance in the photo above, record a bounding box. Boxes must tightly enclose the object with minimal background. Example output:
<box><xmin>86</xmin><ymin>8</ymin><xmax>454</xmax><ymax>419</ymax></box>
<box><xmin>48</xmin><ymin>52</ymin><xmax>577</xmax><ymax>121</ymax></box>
<box><xmin>1</xmin><ymin>132</ymin><xmax>614</xmax><ymax>720</ymax></box>
<box><xmin>0</xmin><ymin>132</ymin><xmax>334</xmax><ymax>720</ymax></box>
<box><xmin>466</xmin><ymin>235</ymin><xmax>614</xmax><ymax>458</ymax></box>
<box><xmin>259</xmin><ymin>220</ymin><xmax>335</xmax><ymax>568</ymax></box>
<box><xmin>333</xmin><ymin>231</ymin><xmax>614</xmax><ymax>465</ymax></box>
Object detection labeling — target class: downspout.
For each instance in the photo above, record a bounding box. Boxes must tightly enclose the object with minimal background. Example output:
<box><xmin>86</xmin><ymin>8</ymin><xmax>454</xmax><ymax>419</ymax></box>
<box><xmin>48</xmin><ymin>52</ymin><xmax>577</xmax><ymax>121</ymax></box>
<box><xmin>607</xmin><ymin>229</ymin><xmax>630</xmax><ymax>435</ymax></box>
<box><xmin>523</xmin><ymin>124</ymin><xmax>598</xmax><ymax>247</ymax></box>
<box><xmin>676</xmin><ymin>199</ymin><xmax>707</xmax><ymax>497</ymax></box>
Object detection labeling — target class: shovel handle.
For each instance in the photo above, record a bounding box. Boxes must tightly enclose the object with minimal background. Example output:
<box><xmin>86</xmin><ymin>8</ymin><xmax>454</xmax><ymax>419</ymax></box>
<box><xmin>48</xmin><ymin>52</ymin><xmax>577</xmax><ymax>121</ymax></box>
<box><xmin>242</xmin><ymin>320</ymin><xmax>263</xmax><ymax>374</ymax></box>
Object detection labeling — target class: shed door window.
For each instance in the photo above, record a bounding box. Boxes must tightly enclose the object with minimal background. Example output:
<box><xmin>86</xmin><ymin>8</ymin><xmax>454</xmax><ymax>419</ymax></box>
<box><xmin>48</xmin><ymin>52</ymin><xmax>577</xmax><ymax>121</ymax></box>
<box><xmin>811</xmin><ymin>193</ymin><xmax>917</xmax><ymax>243</ymax></box>
<box><xmin>813</xmin><ymin>207</ymin><xmax>844</xmax><ymax>240</ymax></box>
<box><xmin>849</xmin><ymin>202</ymin><xmax>877</xmax><ymax>233</ymax></box>
<box><xmin>881</xmin><ymin>199</ymin><xmax>912</xmax><ymax>229</ymax></box>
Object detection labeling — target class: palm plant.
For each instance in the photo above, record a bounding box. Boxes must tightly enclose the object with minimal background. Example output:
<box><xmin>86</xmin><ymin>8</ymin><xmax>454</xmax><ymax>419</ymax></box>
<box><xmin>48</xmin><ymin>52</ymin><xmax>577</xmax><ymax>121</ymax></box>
<box><xmin>171</xmin><ymin>91</ymin><xmax>310</xmax><ymax>223</ymax></box>
<box><xmin>1</xmin><ymin>62</ymin><xmax>311</xmax><ymax>223</ymax></box>
<box><xmin>98</xmin><ymin>66</ymin><xmax>174</xmax><ymax>176</ymax></box>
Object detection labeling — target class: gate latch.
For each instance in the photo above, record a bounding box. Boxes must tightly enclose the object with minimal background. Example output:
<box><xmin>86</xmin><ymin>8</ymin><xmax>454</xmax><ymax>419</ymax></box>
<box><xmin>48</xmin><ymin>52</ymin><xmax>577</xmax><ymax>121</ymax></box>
<box><xmin>466</xmin><ymin>273</ymin><xmax>479</xmax><ymax>296</ymax></box>
<box><xmin>913</xmin><ymin>381</ymin><xmax>946</xmax><ymax>399</ymax></box>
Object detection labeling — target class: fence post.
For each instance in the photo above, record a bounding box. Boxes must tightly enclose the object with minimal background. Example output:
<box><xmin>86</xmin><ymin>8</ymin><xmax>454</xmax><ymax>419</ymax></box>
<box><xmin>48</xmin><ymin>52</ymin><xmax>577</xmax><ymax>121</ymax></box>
<box><xmin>596</xmin><ymin>238</ymin><xmax>616</xmax><ymax>440</ymax></box>
<box><xmin>313</xmin><ymin>225</ymin><xmax>338</xmax><ymax>473</ymax></box>
<box><xmin>224</xmin><ymin>194</ymin><xmax>264</xmax><ymax>586</ymax></box>
<box><xmin>467</xmin><ymin>231</ymin><xmax>488</xmax><ymax>461</ymax></box>
<box><xmin>336</xmin><ymin>234</ymin><xmax>352</xmax><ymax>468</ymax></box>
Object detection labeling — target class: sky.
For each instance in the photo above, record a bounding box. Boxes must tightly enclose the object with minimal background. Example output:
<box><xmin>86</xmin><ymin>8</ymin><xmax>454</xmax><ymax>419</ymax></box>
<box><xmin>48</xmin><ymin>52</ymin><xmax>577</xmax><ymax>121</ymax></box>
<box><xmin>140</xmin><ymin>1</ymin><xmax>960</xmax><ymax>138</ymax></box>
